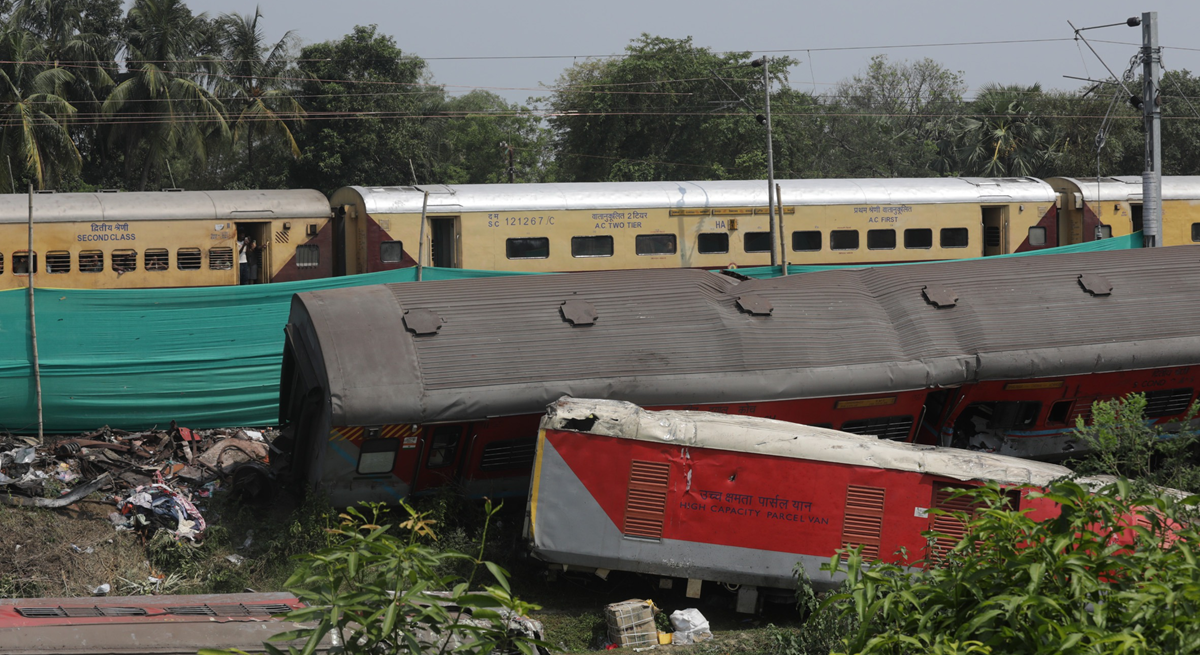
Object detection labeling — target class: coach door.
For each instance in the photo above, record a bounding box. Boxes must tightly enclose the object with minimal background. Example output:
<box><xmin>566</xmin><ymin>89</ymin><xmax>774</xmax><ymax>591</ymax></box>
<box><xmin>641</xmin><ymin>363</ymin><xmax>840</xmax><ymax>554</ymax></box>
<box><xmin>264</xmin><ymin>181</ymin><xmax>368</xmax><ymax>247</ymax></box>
<box><xmin>236</xmin><ymin>221</ymin><xmax>272</xmax><ymax>283</ymax></box>
<box><xmin>981</xmin><ymin>207</ymin><xmax>1006</xmax><ymax>256</ymax></box>
<box><xmin>412</xmin><ymin>424</ymin><xmax>468</xmax><ymax>493</ymax></box>
<box><xmin>430</xmin><ymin>217</ymin><xmax>461</xmax><ymax>268</ymax></box>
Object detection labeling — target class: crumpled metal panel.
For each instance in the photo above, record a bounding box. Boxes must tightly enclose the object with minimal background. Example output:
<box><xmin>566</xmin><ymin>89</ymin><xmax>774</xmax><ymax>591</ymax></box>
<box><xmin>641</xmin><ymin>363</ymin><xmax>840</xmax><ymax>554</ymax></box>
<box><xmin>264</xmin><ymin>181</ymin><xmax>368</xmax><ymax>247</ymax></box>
<box><xmin>543</xmin><ymin>397</ymin><xmax>1074</xmax><ymax>486</ymax></box>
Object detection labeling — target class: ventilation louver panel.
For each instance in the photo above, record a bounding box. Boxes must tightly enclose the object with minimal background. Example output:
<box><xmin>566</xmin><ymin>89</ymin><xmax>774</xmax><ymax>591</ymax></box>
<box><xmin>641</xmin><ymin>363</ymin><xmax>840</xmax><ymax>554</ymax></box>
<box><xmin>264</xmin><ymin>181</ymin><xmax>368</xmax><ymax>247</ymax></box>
<box><xmin>479</xmin><ymin>437</ymin><xmax>538</xmax><ymax>471</ymax></box>
<box><xmin>1143</xmin><ymin>388</ymin><xmax>1194</xmax><ymax>418</ymax></box>
<box><xmin>841</xmin><ymin>485</ymin><xmax>885</xmax><ymax>560</ymax></box>
<box><xmin>622</xmin><ymin>460</ymin><xmax>670</xmax><ymax>540</ymax></box>
<box><xmin>841</xmin><ymin>416</ymin><xmax>914</xmax><ymax>441</ymax></box>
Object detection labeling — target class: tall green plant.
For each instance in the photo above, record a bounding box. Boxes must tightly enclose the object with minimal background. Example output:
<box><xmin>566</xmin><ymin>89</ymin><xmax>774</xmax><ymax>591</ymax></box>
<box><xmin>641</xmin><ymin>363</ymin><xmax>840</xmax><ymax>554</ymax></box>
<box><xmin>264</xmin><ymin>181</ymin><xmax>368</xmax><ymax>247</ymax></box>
<box><xmin>1073</xmin><ymin>393</ymin><xmax>1200</xmax><ymax>493</ymax></box>
<box><xmin>202</xmin><ymin>499</ymin><xmax>547</xmax><ymax>655</ymax></box>
<box><xmin>102</xmin><ymin>0</ymin><xmax>227</xmax><ymax>190</ymax></box>
<box><xmin>0</xmin><ymin>26</ymin><xmax>80</xmax><ymax>190</ymax></box>
<box><xmin>822</xmin><ymin>480</ymin><xmax>1200</xmax><ymax>654</ymax></box>
<box><xmin>215</xmin><ymin>7</ymin><xmax>304</xmax><ymax>171</ymax></box>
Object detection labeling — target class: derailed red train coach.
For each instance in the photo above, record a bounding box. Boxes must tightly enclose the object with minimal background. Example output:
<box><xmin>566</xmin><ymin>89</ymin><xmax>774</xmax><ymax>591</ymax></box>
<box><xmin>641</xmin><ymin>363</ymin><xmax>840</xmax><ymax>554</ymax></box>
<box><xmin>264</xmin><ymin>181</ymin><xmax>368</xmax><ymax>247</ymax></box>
<box><xmin>525</xmin><ymin>398</ymin><xmax>1082</xmax><ymax>609</ymax></box>
<box><xmin>278</xmin><ymin>246</ymin><xmax>1200</xmax><ymax>506</ymax></box>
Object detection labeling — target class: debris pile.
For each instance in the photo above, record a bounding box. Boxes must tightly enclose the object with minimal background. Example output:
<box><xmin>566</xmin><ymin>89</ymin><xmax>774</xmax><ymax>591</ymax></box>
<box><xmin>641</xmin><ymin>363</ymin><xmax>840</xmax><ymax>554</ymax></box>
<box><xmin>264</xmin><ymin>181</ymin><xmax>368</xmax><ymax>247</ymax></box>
<box><xmin>0</xmin><ymin>423</ymin><xmax>277</xmax><ymax>540</ymax></box>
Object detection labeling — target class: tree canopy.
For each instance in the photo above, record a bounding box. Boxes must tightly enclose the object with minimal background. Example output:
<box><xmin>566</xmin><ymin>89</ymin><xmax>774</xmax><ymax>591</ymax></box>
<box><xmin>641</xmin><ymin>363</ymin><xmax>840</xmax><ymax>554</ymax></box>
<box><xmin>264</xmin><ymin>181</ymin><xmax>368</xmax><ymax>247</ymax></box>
<box><xmin>0</xmin><ymin>6</ymin><xmax>1197</xmax><ymax>192</ymax></box>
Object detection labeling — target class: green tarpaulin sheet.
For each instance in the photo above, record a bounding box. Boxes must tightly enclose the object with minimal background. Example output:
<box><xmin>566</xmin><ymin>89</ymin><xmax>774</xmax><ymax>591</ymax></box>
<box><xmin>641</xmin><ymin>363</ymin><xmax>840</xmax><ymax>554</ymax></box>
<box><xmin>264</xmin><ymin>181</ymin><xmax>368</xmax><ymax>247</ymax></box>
<box><xmin>0</xmin><ymin>235</ymin><xmax>1140</xmax><ymax>433</ymax></box>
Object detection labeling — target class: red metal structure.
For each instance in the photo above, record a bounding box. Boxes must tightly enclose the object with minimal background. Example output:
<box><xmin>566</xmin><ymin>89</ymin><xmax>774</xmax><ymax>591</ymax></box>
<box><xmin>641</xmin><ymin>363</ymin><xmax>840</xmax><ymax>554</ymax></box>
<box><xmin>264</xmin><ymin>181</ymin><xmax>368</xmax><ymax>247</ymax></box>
<box><xmin>524</xmin><ymin>398</ymin><xmax>1084</xmax><ymax>610</ymax></box>
<box><xmin>0</xmin><ymin>592</ymin><xmax>331</xmax><ymax>655</ymax></box>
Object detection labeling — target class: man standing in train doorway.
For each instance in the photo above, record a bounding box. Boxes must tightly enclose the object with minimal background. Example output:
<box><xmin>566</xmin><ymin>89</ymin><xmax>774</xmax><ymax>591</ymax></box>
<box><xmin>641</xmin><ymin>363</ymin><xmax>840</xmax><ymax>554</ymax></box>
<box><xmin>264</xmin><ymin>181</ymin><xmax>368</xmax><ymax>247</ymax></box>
<box><xmin>238</xmin><ymin>232</ymin><xmax>253</xmax><ymax>284</ymax></box>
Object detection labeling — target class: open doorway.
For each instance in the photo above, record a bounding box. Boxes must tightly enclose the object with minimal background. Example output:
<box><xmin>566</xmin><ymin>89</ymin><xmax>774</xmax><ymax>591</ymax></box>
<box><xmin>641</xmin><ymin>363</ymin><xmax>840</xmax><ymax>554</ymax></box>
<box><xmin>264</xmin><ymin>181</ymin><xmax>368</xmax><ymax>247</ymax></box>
<box><xmin>430</xmin><ymin>217</ymin><xmax>460</xmax><ymax>268</ymax></box>
<box><xmin>235</xmin><ymin>221</ymin><xmax>272</xmax><ymax>284</ymax></box>
<box><xmin>981</xmin><ymin>207</ymin><xmax>1006</xmax><ymax>256</ymax></box>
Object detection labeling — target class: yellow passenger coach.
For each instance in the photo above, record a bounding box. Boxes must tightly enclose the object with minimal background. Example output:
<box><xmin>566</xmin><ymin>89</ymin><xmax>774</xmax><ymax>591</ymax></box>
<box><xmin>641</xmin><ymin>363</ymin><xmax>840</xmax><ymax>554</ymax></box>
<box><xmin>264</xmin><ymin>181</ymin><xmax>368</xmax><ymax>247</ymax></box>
<box><xmin>1046</xmin><ymin>176</ymin><xmax>1200</xmax><ymax>246</ymax></box>
<box><xmin>330</xmin><ymin>177</ymin><xmax>1061</xmax><ymax>274</ymax></box>
<box><xmin>0</xmin><ymin>189</ymin><xmax>332</xmax><ymax>290</ymax></box>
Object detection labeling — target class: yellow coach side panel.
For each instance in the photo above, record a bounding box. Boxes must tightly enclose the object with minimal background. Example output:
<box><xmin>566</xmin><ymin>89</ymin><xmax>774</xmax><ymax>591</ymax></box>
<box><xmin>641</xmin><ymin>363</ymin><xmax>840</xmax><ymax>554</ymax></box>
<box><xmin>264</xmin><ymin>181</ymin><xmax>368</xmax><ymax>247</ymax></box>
<box><xmin>1161</xmin><ymin>199</ymin><xmax>1200</xmax><ymax>246</ymax></box>
<box><xmin>783</xmin><ymin>202</ymin><xmax>986</xmax><ymax>264</ymax></box>
<box><xmin>0</xmin><ymin>219</ymin><xmax>238</xmax><ymax>290</ymax></box>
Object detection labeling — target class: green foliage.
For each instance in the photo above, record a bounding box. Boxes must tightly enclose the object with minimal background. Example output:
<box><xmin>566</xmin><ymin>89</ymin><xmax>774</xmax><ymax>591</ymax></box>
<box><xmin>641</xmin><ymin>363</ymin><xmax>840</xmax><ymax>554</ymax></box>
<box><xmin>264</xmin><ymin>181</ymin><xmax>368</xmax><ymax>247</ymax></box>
<box><xmin>290</xmin><ymin>25</ymin><xmax>440</xmax><ymax>193</ymax></box>
<box><xmin>547</xmin><ymin>34</ymin><xmax>795</xmax><ymax>183</ymax></box>
<box><xmin>820</xmin><ymin>55</ymin><xmax>966</xmax><ymax>178</ymax></box>
<box><xmin>426</xmin><ymin>90</ymin><xmax>551</xmax><ymax>184</ymax></box>
<box><xmin>1073</xmin><ymin>393</ymin><xmax>1200</xmax><ymax>493</ymax></box>
<box><xmin>947</xmin><ymin>84</ymin><xmax>1060</xmax><ymax>177</ymax></box>
<box><xmin>102</xmin><ymin>0</ymin><xmax>228</xmax><ymax>190</ymax></box>
<box><xmin>202</xmin><ymin>499</ymin><xmax>548</xmax><ymax>655</ymax></box>
<box><xmin>822</xmin><ymin>480</ymin><xmax>1200</xmax><ymax>654</ymax></box>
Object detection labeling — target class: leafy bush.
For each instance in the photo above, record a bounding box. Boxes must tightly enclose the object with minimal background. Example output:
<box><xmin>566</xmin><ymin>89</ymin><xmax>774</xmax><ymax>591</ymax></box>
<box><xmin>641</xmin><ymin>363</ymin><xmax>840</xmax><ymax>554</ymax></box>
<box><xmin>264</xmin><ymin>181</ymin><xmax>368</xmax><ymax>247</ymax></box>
<box><xmin>1072</xmin><ymin>393</ymin><xmax>1200</xmax><ymax>493</ymax></box>
<box><xmin>202</xmin><ymin>499</ymin><xmax>548</xmax><ymax>655</ymax></box>
<box><xmin>821</xmin><ymin>480</ymin><xmax>1200</xmax><ymax>654</ymax></box>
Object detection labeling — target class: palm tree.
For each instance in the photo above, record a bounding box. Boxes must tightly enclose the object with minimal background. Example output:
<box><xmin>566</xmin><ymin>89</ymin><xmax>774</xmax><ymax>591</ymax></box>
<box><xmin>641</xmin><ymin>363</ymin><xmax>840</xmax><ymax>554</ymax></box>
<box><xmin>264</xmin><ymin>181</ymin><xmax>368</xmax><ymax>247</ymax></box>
<box><xmin>102</xmin><ymin>0</ymin><xmax>228</xmax><ymax>190</ymax></box>
<box><xmin>216</xmin><ymin>7</ymin><xmax>304</xmax><ymax>170</ymax></box>
<box><xmin>950</xmin><ymin>84</ymin><xmax>1059</xmax><ymax>178</ymax></box>
<box><xmin>0</xmin><ymin>25</ymin><xmax>81</xmax><ymax>191</ymax></box>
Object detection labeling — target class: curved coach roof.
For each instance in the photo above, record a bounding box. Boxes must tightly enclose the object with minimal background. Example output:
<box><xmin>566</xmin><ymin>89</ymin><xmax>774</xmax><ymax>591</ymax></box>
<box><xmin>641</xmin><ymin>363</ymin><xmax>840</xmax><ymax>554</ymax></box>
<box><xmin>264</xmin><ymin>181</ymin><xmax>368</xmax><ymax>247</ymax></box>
<box><xmin>332</xmin><ymin>177</ymin><xmax>1056</xmax><ymax>215</ymax></box>
<box><xmin>0</xmin><ymin>189</ymin><xmax>330</xmax><ymax>224</ymax></box>
<box><xmin>285</xmin><ymin>245</ymin><xmax>1200</xmax><ymax>426</ymax></box>
<box><xmin>1049</xmin><ymin>176</ymin><xmax>1200</xmax><ymax>202</ymax></box>
<box><xmin>544</xmin><ymin>398</ymin><xmax>1073</xmax><ymax>486</ymax></box>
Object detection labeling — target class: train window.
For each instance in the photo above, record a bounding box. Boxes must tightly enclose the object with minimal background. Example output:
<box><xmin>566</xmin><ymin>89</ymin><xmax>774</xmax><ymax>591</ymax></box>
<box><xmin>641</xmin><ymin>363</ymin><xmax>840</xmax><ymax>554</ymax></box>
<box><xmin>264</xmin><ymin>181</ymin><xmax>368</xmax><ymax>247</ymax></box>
<box><xmin>357</xmin><ymin>438</ymin><xmax>399</xmax><ymax>475</ymax></box>
<box><xmin>840</xmin><ymin>416</ymin><xmax>913</xmax><ymax>441</ymax></box>
<box><xmin>506</xmin><ymin>237</ymin><xmax>549</xmax><ymax>259</ymax></box>
<box><xmin>744</xmin><ymin>232</ymin><xmax>772</xmax><ymax>253</ymax></box>
<box><xmin>1192</xmin><ymin>223</ymin><xmax>1200</xmax><ymax>242</ymax></box>
<box><xmin>635</xmin><ymin>234</ymin><xmax>677</xmax><ymax>255</ymax></box>
<box><xmin>208</xmin><ymin>247</ymin><xmax>234</xmax><ymax>270</ymax></box>
<box><xmin>1143</xmin><ymin>388</ymin><xmax>1194</xmax><ymax>418</ymax></box>
<box><xmin>961</xmin><ymin>401</ymin><xmax>1041</xmax><ymax>431</ymax></box>
<box><xmin>176</xmin><ymin>248</ymin><xmax>201</xmax><ymax>270</ymax></box>
<box><xmin>1028</xmin><ymin>226</ymin><xmax>1047</xmax><ymax>247</ymax></box>
<box><xmin>426</xmin><ymin>426</ymin><xmax>461</xmax><ymax>468</ymax></box>
<box><xmin>792</xmin><ymin>230</ymin><xmax>821</xmax><ymax>251</ymax></box>
<box><xmin>830</xmin><ymin>230</ymin><xmax>859</xmax><ymax>250</ymax></box>
<box><xmin>79</xmin><ymin>251</ymin><xmax>103</xmax><ymax>272</ymax></box>
<box><xmin>941</xmin><ymin>228</ymin><xmax>969</xmax><ymax>248</ymax></box>
<box><xmin>45</xmin><ymin>251</ymin><xmax>71</xmax><ymax>274</ymax></box>
<box><xmin>0</xmin><ymin>252</ymin><xmax>4</xmax><ymax>273</ymax></box>
<box><xmin>904</xmin><ymin>228</ymin><xmax>932</xmax><ymax>249</ymax></box>
<box><xmin>479</xmin><ymin>437</ymin><xmax>538</xmax><ymax>471</ymax></box>
<box><xmin>867</xmin><ymin>229</ymin><xmax>895</xmax><ymax>250</ymax></box>
<box><xmin>111</xmin><ymin>249</ymin><xmax>137</xmax><ymax>273</ymax></box>
<box><xmin>697</xmin><ymin>233</ymin><xmax>729</xmax><ymax>254</ymax></box>
<box><xmin>145</xmin><ymin>249</ymin><xmax>169</xmax><ymax>271</ymax></box>
<box><xmin>1097</xmin><ymin>225</ymin><xmax>1112</xmax><ymax>239</ymax></box>
<box><xmin>571</xmin><ymin>235</ymin><xmax>613</xmax><ymax>258</ymax></box>
<box><xmin>1047</xmin><ymin>400</ymin><xmax>1072</xmax><ymax>424</ymax></box>
<box><xmin>380</xmin><ymin>240</ymin><xmax>404</xmax><ymax>263</ymax></box>
<box><xmin>296</xmin><ymin>244</ymin><xmax>320</xmax><ymax>268</ymax></box>
<box><xmin>13</xmin><ymin>251</ymin><xmax>37</xmax><ymax>275</ymax></box>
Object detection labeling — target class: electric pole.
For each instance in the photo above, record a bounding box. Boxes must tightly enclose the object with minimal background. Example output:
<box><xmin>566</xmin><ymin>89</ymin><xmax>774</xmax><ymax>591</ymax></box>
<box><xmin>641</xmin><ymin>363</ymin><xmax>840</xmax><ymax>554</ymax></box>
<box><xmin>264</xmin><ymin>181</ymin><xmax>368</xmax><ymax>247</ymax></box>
<box><xmin>1141</xmin><ymin>11</ymin><xmax>1162</xmax><ymax>247</ymax></box>
<box><xmin>752</xmin><ymin>56</ymin><xmax>777</xmax><ymax>266</ymax></box>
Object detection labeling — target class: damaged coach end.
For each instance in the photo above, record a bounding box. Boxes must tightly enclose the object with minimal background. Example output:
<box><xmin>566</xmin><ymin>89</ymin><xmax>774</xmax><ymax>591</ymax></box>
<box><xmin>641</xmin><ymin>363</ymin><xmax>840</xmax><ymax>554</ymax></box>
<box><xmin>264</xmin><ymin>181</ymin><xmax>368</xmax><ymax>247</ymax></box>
<box><xmin>525</xmin><ymin>397</ymin><xmax>1075</xmax><ymax>611</ymax></box>
<box><xmin>278</xmin><ymin>247</ymin><xmax>1200</xmax><ymax>506</ymax></box>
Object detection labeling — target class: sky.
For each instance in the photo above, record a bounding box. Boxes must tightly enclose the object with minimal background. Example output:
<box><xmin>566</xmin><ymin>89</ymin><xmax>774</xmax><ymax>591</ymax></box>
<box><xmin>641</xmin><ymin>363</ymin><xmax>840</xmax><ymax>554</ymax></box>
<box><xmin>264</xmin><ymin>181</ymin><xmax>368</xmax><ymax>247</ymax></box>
<box><xmin>185</xmin><ymin>0</ymin><xmax>1200</xmax><ymax>106</ymax></box>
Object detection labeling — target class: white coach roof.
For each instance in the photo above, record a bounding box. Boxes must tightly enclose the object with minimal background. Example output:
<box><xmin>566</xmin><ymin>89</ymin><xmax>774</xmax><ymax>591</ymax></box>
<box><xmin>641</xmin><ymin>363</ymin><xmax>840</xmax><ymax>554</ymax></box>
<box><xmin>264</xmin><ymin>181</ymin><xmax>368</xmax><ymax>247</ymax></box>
<box><xmin>334</xmin><ymin>177</ymin><xmax>1057</xmax><ymax>215</ymax></box>
<box><xmin>542</xmin><ymin>397</ymin><xmax>1074</xmax><ymax>487</ymax></box>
